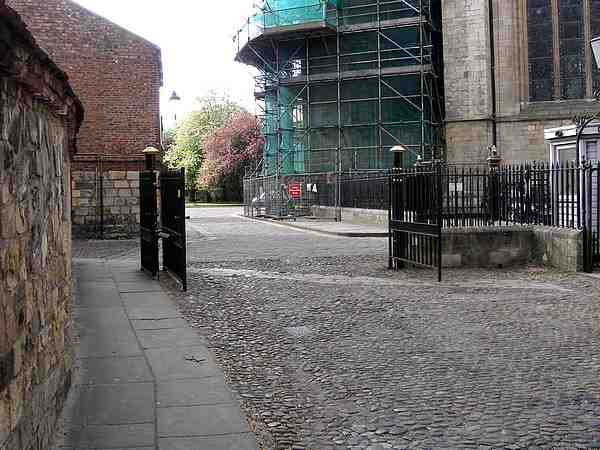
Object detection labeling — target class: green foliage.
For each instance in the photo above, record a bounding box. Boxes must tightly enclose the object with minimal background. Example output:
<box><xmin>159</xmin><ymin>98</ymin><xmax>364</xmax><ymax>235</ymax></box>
<box><xmin>163</xmin><ymin>94</ymin><xmax>245</xmax><ymax>191</ymax></box>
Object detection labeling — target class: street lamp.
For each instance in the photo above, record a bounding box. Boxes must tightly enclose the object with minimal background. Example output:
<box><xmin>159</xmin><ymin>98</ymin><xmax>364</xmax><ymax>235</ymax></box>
<box><xmin>575</xmin><ymin>37</ymin><xmax>600</xmax><ymax>163</ymax></box>
<box><xmin>390</xmin><ymin>144</ymin><xmax>410</xmax><ymax>168</ymax></box>
<box><xmin>169</xmin><ymin>91</ymin><xmax>182</xmax><ymax>124</ymax></box>
<box><xmin>143</xmin><ymin>146</ymin><xmax>160</xmax><ymax>171</ymax></box>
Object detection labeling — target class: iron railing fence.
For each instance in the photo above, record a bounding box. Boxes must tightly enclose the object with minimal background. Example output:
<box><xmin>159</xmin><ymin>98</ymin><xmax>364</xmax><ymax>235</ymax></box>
<box><xmin>437</xmin><ymin>162</ymin><xmax>598</xmax><ymax>231</ymax></box>
<box><xmin>243</xmin><ymin>170</ymin><xmax>389</xmax><ymax>218</ymax></box>
<box><xmin>391</xmin><ymin>161</ymin><xmax>600</xmax><ymax>271</ymax></box>
<box><xmin>340</xmin><ymin>171</ymin><xmax>389</xmax><ymax>210</ymax></box>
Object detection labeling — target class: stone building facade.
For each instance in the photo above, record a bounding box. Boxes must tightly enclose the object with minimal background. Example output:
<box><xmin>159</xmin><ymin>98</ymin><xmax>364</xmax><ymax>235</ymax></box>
<box><xmin>0</xmin><ymin>1</ymin><xmax>83</xmax><ymax>448</ymax></box>
<box><xmin>442</xmin><ymin>0</ymin><xmax>600</xmax><ymax>164</ymax></box>
<box><xmin>7</xmin><ymin>0</ymin><xmax>162</xmax><ymax>238</ymax></box>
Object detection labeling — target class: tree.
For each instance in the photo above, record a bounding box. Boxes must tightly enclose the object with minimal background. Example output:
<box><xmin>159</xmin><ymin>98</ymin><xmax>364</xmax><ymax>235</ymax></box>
<box><xmin>200</xmin><ymin>112</ymin><xmax>263</xmax><ymax>201</ymax></box>
<box><xmin>163</xmin><ymin>94</ymin><xmax>244</xmax><ymax>192</ymax></box>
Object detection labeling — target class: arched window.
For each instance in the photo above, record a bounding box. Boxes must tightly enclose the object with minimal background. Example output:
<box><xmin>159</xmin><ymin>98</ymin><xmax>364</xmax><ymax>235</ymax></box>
<box><xmin>527</xmin><ymin>0</ymin><xmax>600</xmax><ymax>101</ymax></box>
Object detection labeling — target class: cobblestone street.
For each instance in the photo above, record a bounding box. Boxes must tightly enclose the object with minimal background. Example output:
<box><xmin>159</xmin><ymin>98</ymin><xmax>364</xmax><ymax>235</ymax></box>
<box><xmin>77</xmin><ymin>207</ymin><xmax>600</xmax><ymax>449</ymax></box>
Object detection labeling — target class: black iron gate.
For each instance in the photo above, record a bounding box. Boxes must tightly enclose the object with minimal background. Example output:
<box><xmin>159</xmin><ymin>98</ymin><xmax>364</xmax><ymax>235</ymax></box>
<box><xmin>140</xmin><ymin>171</ymin><xmax>159</xmax><ymax>277</ymax></box>
<box><xmin>584</xmin><ymin>162</ymin><xmax>600</xmax><ymax>271</ymax></box>
<box><xmin>139</xmin><ymin>167</ymin><xmax>187</xmax><ymax>291</ymax></box>
<box><xmin>159</xmin><ymin>168</ymin><xmax>188</xmax><ymax>291</ymax></box>
<box><xmin>389</xmin><ymin>164</ymin><xmax>443</xmax><ymax>281</ymax></box>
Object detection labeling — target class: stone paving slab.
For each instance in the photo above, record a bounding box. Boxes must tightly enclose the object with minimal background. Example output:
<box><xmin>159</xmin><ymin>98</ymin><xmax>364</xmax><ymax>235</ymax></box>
<box><xmin>65</xmin><ymin>423</ymin><xmax>155</xmax><ymax>448</ymax></box>
<box><xmin>137</xmin><ymin>327</ymin><xmax>206</xmax><ymax>349</ymax></box>
<box><xmin>81</xmin><ymin>383</ymin><xmax>155</xmax><ymax>425</ymax></box>
<box><xmin>157</xmin><ymin>405</ymin><xmax>251</xmax><ymax>437</ymax></box>
<box><xmin>131</xmin><ymin>317</ymin><xmax>189</xmax><ymax>331</ymax></box>
<box><xmin>126</xmin><ymin>304</ymin><xmax>183</xmax><ymax>320</ymax></box>
<box><xmin>117</xmin><ymin>279</ymin><xmax>163</xmax><ymax>293</ymax></box>
<box><xmin>80</xmin><ymin>356</ymin><xmax>153</xmax><ymax>385</ymax></box>
<box><xmin>156</xmin><ymin>377</ymin><xmax>235</xmax><ymax>407</ymax></box>
<box><xmin>54</xmin><ymin>258</ymin><xmax>257</xmax><ymax>449</ymax></box>
<box><xmin>159</xmin><ymin>434</ymin><xmax>259</xmax><ymax>450</ymax></box>
<box><xmin>76</xmin><ymin>281</ymin><xmax>122</xmax><ymax>308</ymax></box>
<box><xmin>145</xmin><ymin>346</ymin><xmax>222</xmax><ymax>381</ymax></box>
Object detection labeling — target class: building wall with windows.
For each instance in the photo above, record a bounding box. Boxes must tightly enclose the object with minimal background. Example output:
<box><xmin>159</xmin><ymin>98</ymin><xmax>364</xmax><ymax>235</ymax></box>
<box><xmin>444</xmin><ymin>0</ymin><xmax>600</xmax><ymax>164</ymax></box>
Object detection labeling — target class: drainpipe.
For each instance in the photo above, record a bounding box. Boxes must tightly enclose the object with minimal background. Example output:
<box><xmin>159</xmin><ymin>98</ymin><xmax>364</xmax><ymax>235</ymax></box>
<box><xmin>488</xmin><ymin>0</ymin><xmax>498</xmax><ymax>149</ymax></box>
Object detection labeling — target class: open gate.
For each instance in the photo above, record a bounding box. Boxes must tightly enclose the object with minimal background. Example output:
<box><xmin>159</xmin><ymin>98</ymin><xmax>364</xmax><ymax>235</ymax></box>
<box><xmin>159</xmin><ymin>168</ymin><xmax>188</xmax><ymax>291</ymax></box>
<box><xmin>389</xmin><ymin>164</ymin><xmax>443</xmax><ymax>281</ymax></box>
<box><xmin>140</xmin><ymin>171</ymin><xmax>159</xmax><ymax>277</ymax></box>
<box><xmin>139</xmin><ymin>167</ymin><xmax>187</xmax><ymax>291</ymax></box>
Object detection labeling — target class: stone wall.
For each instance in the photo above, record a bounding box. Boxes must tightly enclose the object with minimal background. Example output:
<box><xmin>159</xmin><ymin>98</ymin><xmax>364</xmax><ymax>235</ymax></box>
<box><xmin>0</xmin><ymin>2</ymin><xmax>83</xmax><ymax>449</ymax></box>
<box><xmin>72</xmin><ymin>170</ymin><xmax>140</xmax><ymax>239</ymax></box>
<box><xmin>442</xmin><ymin>226</ymin><xmax>584</xmax><ymax>272</ymax></box>
<box><xmin>311</xmin><ymin>205</ymin><xmax>388</xmax><ymax>227</ymax></box>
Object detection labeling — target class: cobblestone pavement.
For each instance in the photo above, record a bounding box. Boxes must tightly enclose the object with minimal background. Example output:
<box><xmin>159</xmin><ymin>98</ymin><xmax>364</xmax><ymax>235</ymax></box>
<box><xmin>81</xmin><ymin>208</ymin><xmax>600</xmax><ymax>449</ymax></box>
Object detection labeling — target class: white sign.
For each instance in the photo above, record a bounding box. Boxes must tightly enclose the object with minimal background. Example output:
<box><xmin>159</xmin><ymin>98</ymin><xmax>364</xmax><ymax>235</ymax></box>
<box><xmin>449</xmin><ymin>183</ymin><xmax>463</xmax><ymax>193</ymax></box>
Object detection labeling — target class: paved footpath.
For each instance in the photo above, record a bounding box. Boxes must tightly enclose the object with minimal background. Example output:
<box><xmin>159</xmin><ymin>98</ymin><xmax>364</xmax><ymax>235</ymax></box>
<box><xmin>55</xmin><ymin>258</ymin><xmax>258</xmax><ymax>450</ymax></box>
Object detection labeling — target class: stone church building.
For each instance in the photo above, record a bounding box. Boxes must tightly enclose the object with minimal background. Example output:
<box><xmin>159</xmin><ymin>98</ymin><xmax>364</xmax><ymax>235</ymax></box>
<box><xmin>7</xmin><ymin>0</ymin><xmax>163</xmax><ymax>238</ymax></box>
<box><xmin>444</xmin><ymin>0</ymin><xmax>600</xmax><ymax>165</ymax></box>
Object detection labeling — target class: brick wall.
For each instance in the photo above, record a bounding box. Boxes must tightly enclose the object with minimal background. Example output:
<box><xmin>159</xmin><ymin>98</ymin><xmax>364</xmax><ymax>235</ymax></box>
<box><xmin>7</xmin><ymin>0</ymin><xmax>162</xmax><ymax>237</ymax></box>
<box><xmin>0</xmin><ymin>3</ymin><xmax>83</xmax><ymax>448</ymax></box>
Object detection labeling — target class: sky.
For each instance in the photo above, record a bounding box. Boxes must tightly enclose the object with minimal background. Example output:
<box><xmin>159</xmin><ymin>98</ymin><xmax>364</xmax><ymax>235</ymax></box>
<box><xmin>73</xmin><ymin>0</ymin><xmax>258</xmax><ymax>120</ymax></box>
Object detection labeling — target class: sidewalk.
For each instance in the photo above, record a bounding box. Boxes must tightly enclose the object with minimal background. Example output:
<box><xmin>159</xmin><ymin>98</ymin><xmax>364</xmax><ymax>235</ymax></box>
<box><xmin>244</xmin><ymin>216</ymin><xmax>389</xmax><ymax>237</ymax></box>
<box><xmin>56</xmin><ymin>258</ymin><xmax>258</xmax><ymax>450</ymax></box>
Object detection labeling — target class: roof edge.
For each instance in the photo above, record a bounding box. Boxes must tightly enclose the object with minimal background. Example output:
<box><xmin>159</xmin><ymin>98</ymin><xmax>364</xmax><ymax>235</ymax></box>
<box><xmin>65</xmin><ymin>0</ymin><xmax>161</xmax><ymax>52</ymax></box>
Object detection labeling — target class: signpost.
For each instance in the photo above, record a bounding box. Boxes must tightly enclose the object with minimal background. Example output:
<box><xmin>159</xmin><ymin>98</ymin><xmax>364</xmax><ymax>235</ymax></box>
<box><xmin>288</xmin><ymin>183</ymin><xmax>302</xmax><ymax>199</ymax></box>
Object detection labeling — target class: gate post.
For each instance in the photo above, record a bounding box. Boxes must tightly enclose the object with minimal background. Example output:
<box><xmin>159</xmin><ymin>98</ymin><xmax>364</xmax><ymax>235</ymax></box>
<box><xmin>583</xmin><ymin>162</ymin><xmax>594</xmax><ymax>273</ymax></box>
<box><xmin>436</xmin><ymin>163</ymin><xmax>443</xmax><ymax>283</ymax></box>
<box><xmin>487</xmin><ymin>145</ymin><xmax>502</xmax><ymax>224</ymax></box>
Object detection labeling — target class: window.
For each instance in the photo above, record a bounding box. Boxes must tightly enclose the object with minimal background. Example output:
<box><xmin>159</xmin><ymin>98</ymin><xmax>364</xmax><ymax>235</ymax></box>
<box><xmin>527</xmin><ymin>0</ymin><xmax>600</xmax><ymax>101</ymax></box>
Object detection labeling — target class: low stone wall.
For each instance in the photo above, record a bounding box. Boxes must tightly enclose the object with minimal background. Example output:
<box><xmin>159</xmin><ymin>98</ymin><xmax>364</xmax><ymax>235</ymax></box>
<box><xmin>442</xmin><ymin>226</ymin><xmax>583</xmax><ymax>272</ymax></box>
<box><xmin>532</xmin><ymin>226</ymin><xmax>583</xmax><ymax>272</ymax></box>
<box><xmin>0</xmin><ymin>3</ymin><xmax>83</xmax><ymax>448</ymax></box>
<box><xmin>72</xmin><ymin>170</ymin><xmax>140</xmax><ymax>239</ymax></box>
<box><xmin>311</xmin><ymin>207</ymin><xmax>584</xmax><ymax>271</ymax></box>
<box><xmin>311</xmin><ymin>205</ymin><xmax>388</xmax><ymax>226</ymax></box>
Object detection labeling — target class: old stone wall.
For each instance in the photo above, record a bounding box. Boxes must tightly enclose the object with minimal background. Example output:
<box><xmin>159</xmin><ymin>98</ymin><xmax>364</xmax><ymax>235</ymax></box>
<box><xmin>442</xmin><ymin>226</ymin><xmax>583</xmax><ymax>272</ymax></box>
<box><xmin>312</xmin><ymin>205</ymin><xmax>388</xmax><ymax>226</ymax></box>
<box><xmin>72</xmin><ymin>170</ymin><xmax>140</xmax><ymax>239</ymax></box>
<box><xmin>0</xmin><ymin>2</ymin><xmax>82</xmax><ymax>449</ymax></box>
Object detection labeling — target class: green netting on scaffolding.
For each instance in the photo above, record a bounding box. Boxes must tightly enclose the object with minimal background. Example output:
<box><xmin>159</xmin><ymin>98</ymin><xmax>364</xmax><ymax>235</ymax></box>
<box><xmin>340</xmin><ymin>0</ymin><xmax>435</xmax><ymax>25</ymax></box>
<box><xmin>251</xmin><ymin>0</ymin><xmax>444</xmax><ymax>176</ymax></box>
<box><xmin>253</xmin><ymin>0</ymin><xmax>340</xmax><ymax>29</ymax></box>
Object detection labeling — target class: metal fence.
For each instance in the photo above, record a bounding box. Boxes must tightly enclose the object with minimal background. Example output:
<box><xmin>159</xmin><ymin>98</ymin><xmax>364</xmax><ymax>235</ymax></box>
<box><xmin>243</xmin><ymin>170</ymin><xmax>388</xmax><ymax>218</ymax></box>
<box><xmin>439</xmin><ymin>162</ymin><xmax>599</xmax><ymax>234</ymax></box>
<box><xmin>390</xmin><ymin>162</ymin><xmax>600</xmax><ymax>274</ymax></box>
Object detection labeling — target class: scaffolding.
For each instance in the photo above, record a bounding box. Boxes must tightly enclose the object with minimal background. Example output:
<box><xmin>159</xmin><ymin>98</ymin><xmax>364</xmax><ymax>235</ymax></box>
<box><xmin>235</xmin><ymin>0</ymin><xmax>444</xmax><ymax>216</ymax></box>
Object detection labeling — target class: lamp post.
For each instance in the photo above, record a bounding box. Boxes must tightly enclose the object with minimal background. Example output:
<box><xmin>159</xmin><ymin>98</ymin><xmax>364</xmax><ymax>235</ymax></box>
<box><xmin>390</xmin><ymin>144</ymin><xmax>409</xmax><ymax>168</ymax></box>
<box><xmin>143</xmin><ymin>146</ymin><xmax>160</xmax><ymax>171</ymax></box>
<box><xmin>169</xmin><ymin>91</ymin><xmax>182</xmax><ymax>126</ymax></box>
<box><xmin>575</xmin><ymin>37</ymin><xmax>600</xmax><ymax>163</ymax></box>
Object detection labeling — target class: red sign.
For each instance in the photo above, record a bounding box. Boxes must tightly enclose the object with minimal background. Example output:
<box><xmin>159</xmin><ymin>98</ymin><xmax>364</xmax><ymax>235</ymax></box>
<box><xmin>288</xmin><ymin>183</ymin><xmax>302</xmax><ymax>199</ymax></box>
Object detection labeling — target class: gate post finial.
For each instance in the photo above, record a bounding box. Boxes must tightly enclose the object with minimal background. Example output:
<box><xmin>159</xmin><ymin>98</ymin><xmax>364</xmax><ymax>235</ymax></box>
<box><xmin>143</xmin><ymin>146</ymin><xmax>160</xmax><ymax>171</ymax></box>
